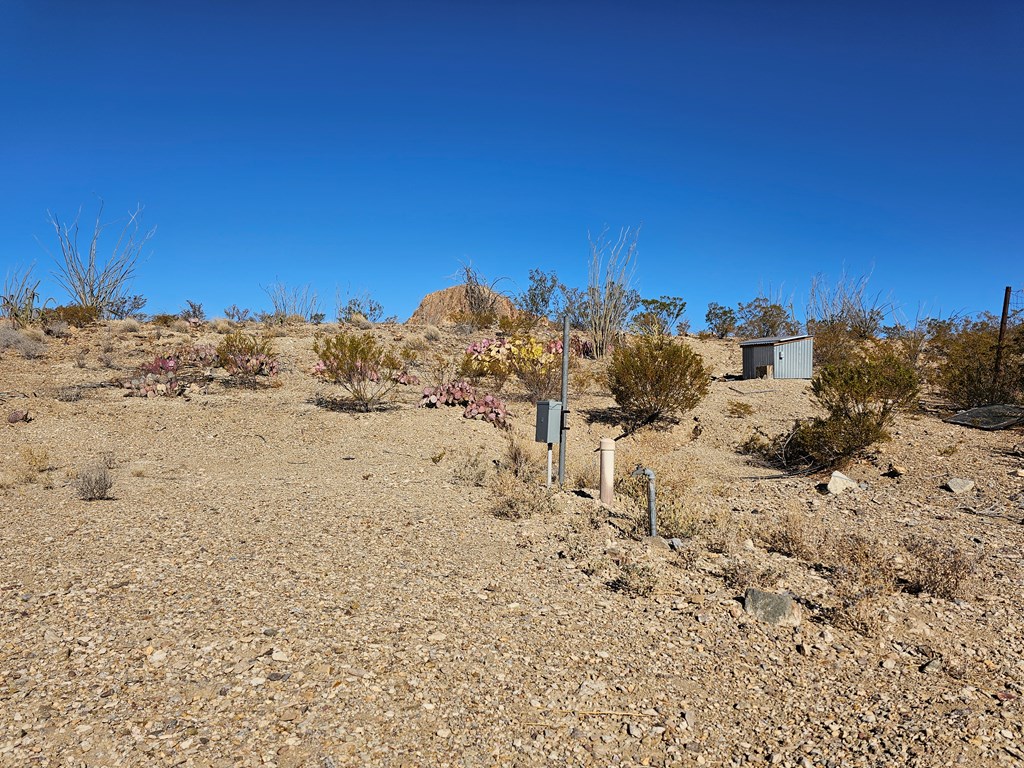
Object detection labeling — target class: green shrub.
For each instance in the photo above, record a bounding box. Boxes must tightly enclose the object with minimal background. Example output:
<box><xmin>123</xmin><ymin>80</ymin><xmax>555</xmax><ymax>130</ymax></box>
<box><xmin>748</xmin><ymin>347</ymin><xmax>918</xmax><ymax>470</ymax></box>
<box><xmin>934</xmin><ymin>320</ymin><xmax>1023</xmax><ymax>408</ymax></box>
<box><xmin>607</xmin><ymin>336</ymin><xmax>710</xmax><ymax>429</ymax></box>
<box><xmin>40</xmin><ymin>304</ymin><xmax>100</xmax><ymax>328</ymax></box>
<box><xmin>313</xmin><ymin>331</ymin><xmax>403</xmax><ymax>410</ymax></box>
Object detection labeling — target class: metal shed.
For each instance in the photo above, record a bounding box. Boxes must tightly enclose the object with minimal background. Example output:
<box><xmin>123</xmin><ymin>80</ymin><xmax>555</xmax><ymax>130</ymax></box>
<box><xmin>739</xmin><ymin>335</ymin><xmax>814</xmax><ymax>379</ymax></box>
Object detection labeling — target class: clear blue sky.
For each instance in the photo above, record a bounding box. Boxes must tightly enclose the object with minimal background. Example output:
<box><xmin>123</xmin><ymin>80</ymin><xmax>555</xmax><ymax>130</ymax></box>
<box><xmin>2</xmin><ymin>1</ymin><xmax>1021</xmax><ymax>325</ymax></box>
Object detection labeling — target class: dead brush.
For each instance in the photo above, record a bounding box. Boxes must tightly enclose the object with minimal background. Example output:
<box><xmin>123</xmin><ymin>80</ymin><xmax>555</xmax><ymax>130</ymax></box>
<box><xmin>721</xmin><ymin>558</ymin><xmax>783</xmax><ymax>592</ymax></box>
<box><xmin>495</xmin><ymin>434</ymin><xmax>539</xmax><ymax>481</ymax></box>
<box><xmin>726</xmin><ymin>400</ymin><xmax>755</xmax><ymax>418</ymax></box>
<box><xmin>903</xmin><ymin>536</ymin><xmax>979</xmax><ymax>600</ymax></box>
<box><xmin>17</xmin><ymin>447</ymin><xmax>50</xmax><ymax>484</ymax></box>
<box><xmin>451</xmin><ymin>450</ymin><xmax>490</xmax><ymax>487</ymax></box>
<box><xmin>490</xmin><ymin>470</ymin><xmax>559</xmax><ymax>520</ymax></box>
<box><xmin>825</xmin><ymin>532</ymin><xmax>898</xmax><ymax>636</ymax></box>
<box><xmin>762</xmin><ymin>512</ymin><xmax>825</xmax><ymax>561</ymax></box>
<box><xmin>609</xmin><ymin>559</ymin><xmax>658</xmax><ymax>597</ymax></box>
<box><xmin>75</xmin><ymin>461</ymin><xmax>113</xmax><ymax>501</ymax></box>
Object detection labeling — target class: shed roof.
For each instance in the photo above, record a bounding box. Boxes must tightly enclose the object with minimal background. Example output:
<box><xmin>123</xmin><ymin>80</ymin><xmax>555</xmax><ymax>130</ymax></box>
<box><xmin>738</xmin><ymin>334</ymin><xmax>813</xmax><ymax>347</ymax></box>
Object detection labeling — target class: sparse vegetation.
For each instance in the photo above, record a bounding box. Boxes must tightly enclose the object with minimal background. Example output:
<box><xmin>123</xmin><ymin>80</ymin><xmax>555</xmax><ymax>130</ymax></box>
<box><xmin>217</xmin><ymin>331</ymin><xmax>279</xmax><ymax>387</ymax></box>
<box><xmin>264</xmin><ymin>281</ymin><xmax>322</xmax><ymax>323</ymax></box>
<box><xmin>903</xmin><ymin>536</ymin><xmax>979</xmax><ymax>600</ymax></box>
<box><xmin>2</xmin><ymin>263</ymin><xmax>43</xmax><ymax>329</ymax></box>
<box><xmin>313</xmin><ymin>331</ymin><xmax>403</xmax><ymax>410</ymax></box>
<box><xmin>75</xmin><ymin>462</ymin><xmax>113</xmax><ymax>501</ymax></box>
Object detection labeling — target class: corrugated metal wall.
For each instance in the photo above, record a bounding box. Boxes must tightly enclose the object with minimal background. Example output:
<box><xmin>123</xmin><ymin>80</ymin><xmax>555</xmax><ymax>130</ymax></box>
<box><xmin>742</xmin><ymin>343</ymin><xmax>775</xmax><ymax>379</ymax></box>
<box><xmin>741</xmin><ymin>338</ymin><xmax>814</xmax><ymax>379</ymax></box>
<box><xmin>773</xmin><ymin>338</ymin><xmax>813</xmax><ymax>379</ymax></box>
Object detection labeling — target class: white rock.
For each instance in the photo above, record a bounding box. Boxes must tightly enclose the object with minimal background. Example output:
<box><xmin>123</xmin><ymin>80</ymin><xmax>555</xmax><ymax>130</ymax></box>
<box><xmin>943</xmin><ymin>477</ymin><xmax>975</xmax><ymax>495</ymax></box>
<box><xmin>827</xmin><ymin>471</ymin><xmax>859</xmax><ymax>495</ymax></box>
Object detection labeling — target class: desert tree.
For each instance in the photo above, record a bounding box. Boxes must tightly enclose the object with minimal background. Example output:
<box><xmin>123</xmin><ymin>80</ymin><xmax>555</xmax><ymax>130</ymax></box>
<box><xmin>515</xmin><ymin>268</ymin><xmax>562</xmax><ymax>322</ymax></box>
<box><xmin>47</xmin><ymin>201</ymin><xmax>155</xmax><ymax>317</ymax></box>
<box><xmin>705</xmin><ymin>302</ymin><xmax>737</xmax><ymax>338</ymax></box>
<box><xmin>632</xmin><ymin>296</ymin><xmax>687</xmax><ymax>336</ymax></box>
<box><xmin>736</xmin><ymin>293</ymin><xmax>801</xmax><ymax>338</ymax></box>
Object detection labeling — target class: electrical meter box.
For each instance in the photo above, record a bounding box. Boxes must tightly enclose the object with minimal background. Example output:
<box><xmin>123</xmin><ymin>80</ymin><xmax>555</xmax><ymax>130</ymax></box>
<box><xmin>535</xmin><ymin>400</ymin><xmax>562</xmax><ymax>444</ymax></box>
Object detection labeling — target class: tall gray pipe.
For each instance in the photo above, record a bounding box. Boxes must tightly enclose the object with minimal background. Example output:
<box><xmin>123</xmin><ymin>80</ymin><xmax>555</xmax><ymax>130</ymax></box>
<box><xmin>558</xmin><ymin>315</ymin><xmax>569</xmax><ymax>487</ymax></box>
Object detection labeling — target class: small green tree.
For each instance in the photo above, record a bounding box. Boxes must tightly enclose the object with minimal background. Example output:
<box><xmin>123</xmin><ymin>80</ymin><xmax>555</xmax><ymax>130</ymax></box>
<box><xmin>736</xmin><ymin>296</ymin><xmax>801</xmax><ymax>338</ymax></box>
<box><xmin>608</xmin><ymin>335</ymin><xmax>711</xmax><ymax>429</ymax></box>
<box><xmin>515</xmin><ymin>268</ymin><xmax>562</xmax><ymax>322</ymax></box>
<box><xmin>705</xmin><ymin>302</ymin><xmax>737</xmax><ymax>338</ymax></box>
<box><xmin>632</xmin><ymin>296</ymin><xmax>687</xmax><ymax>336</ymax></box>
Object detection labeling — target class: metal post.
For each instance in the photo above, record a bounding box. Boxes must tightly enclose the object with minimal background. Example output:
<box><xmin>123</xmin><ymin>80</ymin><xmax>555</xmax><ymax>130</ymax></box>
<box><xmin>631</xmin><ymin>466</ymin><xmax>657</xmax><ymax>538</ymax></box>
<box><xmin>993</xmin><ymin>286</ymin><xmax>1012</xmax><ymax>400</ymax></box>
<box><xmin>546</xmin><ymin>443</ymin><xmax>553</xmax><ymax>489</ymax></box>
<box><xmin>557</xmin><ymin>316</ymin><xmax>570</xmax><ymax>487</ymax></box>
<box><xmin>599</xmin><ymin>438</ymin><xmax>615</xmax><ymax>504</ymax></box>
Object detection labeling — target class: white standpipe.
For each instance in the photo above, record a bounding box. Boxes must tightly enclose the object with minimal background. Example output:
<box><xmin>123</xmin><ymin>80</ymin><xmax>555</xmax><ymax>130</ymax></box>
<box><xmin>546</xmin><ymin>443</ymin><xmax>553</xmax><ymax>488</ymax></box>
<box><xmin>599</xmin><ymin>438</ymin><xmax>615</xmax><ymax>504</ymax></box>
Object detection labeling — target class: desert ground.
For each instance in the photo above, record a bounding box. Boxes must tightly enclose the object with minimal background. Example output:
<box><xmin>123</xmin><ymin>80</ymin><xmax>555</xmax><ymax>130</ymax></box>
<box><xmin>1</xmin><ymin>318</ymin><xmax>1023</xmax><ymax>768</ymax></box>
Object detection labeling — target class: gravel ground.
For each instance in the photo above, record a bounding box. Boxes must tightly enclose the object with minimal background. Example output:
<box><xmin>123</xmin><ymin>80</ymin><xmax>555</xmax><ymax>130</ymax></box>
<box><xmin>2</xmin><ymin>324</ymin><xmax>1022</xmax><ymax>767</ymax></box>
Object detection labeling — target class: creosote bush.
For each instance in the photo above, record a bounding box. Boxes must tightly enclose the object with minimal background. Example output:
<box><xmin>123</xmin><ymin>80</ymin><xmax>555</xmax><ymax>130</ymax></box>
<box><xmin>746</xmin><ymin>347</ymin><xmax>918</xmax><ymax>470</ymax></box>
<box><xmin>217</xmin><ymin>331</ymin><xmax>279</xmax><ymax>387</ymax></box>
<box><xmin>608</xmin><ymin>335</ymin><xmax>710</xmax><ymax>430</ymax></box>
<box><xmin>313</xmin><ymin>331</ymin><xmax>403</xmax><ymax>410</ymax></box>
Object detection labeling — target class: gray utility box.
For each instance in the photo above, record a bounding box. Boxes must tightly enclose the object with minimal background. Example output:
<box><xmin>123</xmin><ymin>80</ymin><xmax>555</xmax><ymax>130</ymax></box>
<box><xmin>535</xmin><ymin>400</ymin><xmax>562</xmax><ymax>444</ymax></box>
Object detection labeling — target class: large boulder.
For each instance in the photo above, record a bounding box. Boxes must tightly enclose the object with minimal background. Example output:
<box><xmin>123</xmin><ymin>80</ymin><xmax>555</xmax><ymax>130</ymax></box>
<box><xmin>408</xmin><ymin>285</ymin><xmax>516</xmax><ymax>326</ymax></box>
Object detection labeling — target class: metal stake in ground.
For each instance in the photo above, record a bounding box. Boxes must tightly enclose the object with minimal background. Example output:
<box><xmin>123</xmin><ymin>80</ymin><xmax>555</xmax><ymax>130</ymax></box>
<box><xmin>993</xmin><ymin>285</ymin><xmax>1012</xmax><ymax>400</ymax></box>
<box><xmin>558</xmin><ymin>316</ymin><xmax>570</xmax><ymax>488</ymax></box>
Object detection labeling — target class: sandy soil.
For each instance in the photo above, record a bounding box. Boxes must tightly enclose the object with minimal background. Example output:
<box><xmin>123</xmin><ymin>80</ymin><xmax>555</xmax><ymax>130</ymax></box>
<box><xmin>1</xmin><ymin>322</ymin><xmax>1022</xmax><ymax>767</ymax></box>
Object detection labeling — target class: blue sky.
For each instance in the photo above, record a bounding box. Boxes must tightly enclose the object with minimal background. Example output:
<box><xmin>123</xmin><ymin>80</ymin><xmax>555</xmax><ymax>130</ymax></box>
<box><xmin>1</xmin><ymin>1</ymin><xmax>1021</xmax><ymax>325</ymax></box>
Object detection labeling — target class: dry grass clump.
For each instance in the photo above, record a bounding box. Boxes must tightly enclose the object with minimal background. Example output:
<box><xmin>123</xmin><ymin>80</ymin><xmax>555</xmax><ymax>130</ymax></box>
<box><xmin>726</xmin><ymin>400</ymin><xmax>755</xmax><ymax>418</ymax></box>
<box><xmin>826</xmin><ymin>533</ymin><xmax>898</xmax><ymax>636</ymax></box>
<box><xmin>762</xmin><ymin>512</ymin><xmax>825</xmax><ymax>561</ymax></box>
<box><xmin>117</xmin><ymin>318</ymin><xmax>141</xmax><ymax>334</ymax></box>
<box><xmin>451</xmin><ymin>450</ymin><xmax>490</xmax><ymax>487</ymax></box>
<box><xmin>490</xmin><ymin>470</ymin><xmax>559</xmax><ymax>520</ymax></box>
<box><xmin>721</xmin><ymin>559</ymin><xmax>783</xmax><ymax>592</ymax></box>
<box><xmin>609</xmin><ymin>559</ymin><xmax>657</xmax><ymax>597</ymax></box>
<box><xmin>56</xmin><ymin>386</ymin><xmax>82</xmax><ymax>402</ymax></box>
<box><xmin>423</xmin><ymin>325</ymin><xmax>442</xmax><ymax>342</ymax></box>
<box><xmin>75</xmin><ymin>462</ymin><xmax>113</xmax><ymax>501</ymax></box>
<box><xmin>903</xmin><ymin>536</ymin><xmax>979</xmax><ymax>600</ymax></box>
<box><xmin>0</xmin><ymin>326</ymin><xmax>46</xmax><ymax>359</ymax></box>
<box><xmin>209</xmin><ymin>317</ymin><xmax>233</xmax><ymax>334</ymax></box>
<box><xmin>17</xmin><ymin>447</ymin><xmax>50</xmax><ymax>484</ymax></box>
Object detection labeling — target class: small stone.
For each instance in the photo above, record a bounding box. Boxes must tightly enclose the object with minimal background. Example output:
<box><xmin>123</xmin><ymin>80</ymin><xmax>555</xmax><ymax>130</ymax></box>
<box><xmin>826</xmin><ymin>471</ymin><xmax>859</xmax><ymax>495</ymax></box>
<box><xmin>667</xmin><ymin>538</ymin><xmax>686</xmax><ymax>551</ymax></box>
<box><xmin>882</xmin><ymin>658</ymin><xmax>896</xmax><ymax>670</ymax></box>
<box><xmin>885</xmin><ymin>463</ymin><xmax>907</xmax><ymax>477</ymax></box>
<box><xmin>7</xmin><ymin>409</ymin><xmax>29</xmax><ymax>424</ymax></box>
<box><xmin>921</xmin><ymin>659</ymin><xmax>942</xmax><ymax>674</ymax></box>
<box><xmin>743</xmin><ymin>588</ymin><xmax>802</xmax><ymax>627</ymax></box>
<box><xmin>944</xmin><ymin>478</ymin><xmax>975</xmax><ymax>495</ymax></box>
<box><xmin>436</xmin><ymin>728</ymin><xmax>451</xmax><ymax>738</ymax></box>
<box><xmin>427</xmin><ymin>632</ymin><xmax>447</xmax><ymax>643</ymax></box>
<box><xmin>271</xmin><ymin>650</ymin><xmax>289</xmax><ymax>662</ymax></box>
